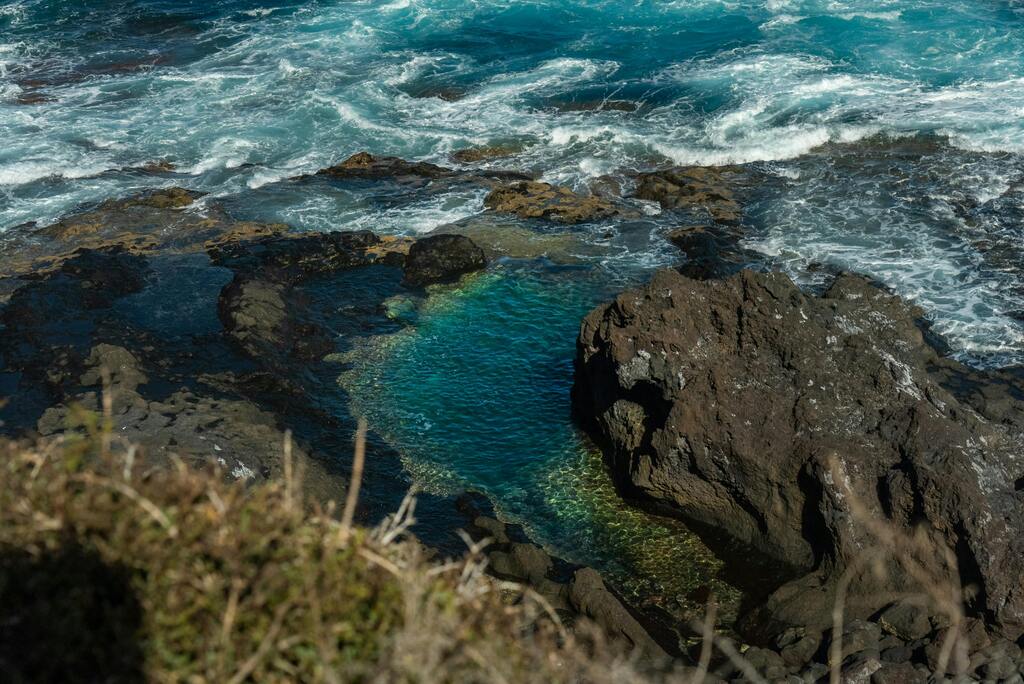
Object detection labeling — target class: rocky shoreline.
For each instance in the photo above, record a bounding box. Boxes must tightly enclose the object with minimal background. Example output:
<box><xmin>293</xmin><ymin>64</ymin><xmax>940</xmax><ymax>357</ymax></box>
<box><xmin>573</xmin><ymin>267</ymin><xmax>1024</xmax><ymax>680</ymax></box>
<box><xmin>0</xmin><ymin>157</ymin><xmax>683</xmax><ymax>664</ymax></box>
<box><xmin>3</xmin><ymin>148</ymin><xmax>1024</xmax><ymax>681</ymax></box>
<box><xmin>0</xmin><ymin>178</ymin><xmax>481</xmax><ymax>526</ymax></box>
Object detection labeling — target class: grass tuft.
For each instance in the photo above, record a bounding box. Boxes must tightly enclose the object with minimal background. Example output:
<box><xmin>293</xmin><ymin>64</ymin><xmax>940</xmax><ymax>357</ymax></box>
<box><xmin>0</xmin><ymin>435</ymin><xmax>661</xmax><ymax>683</ymax></box>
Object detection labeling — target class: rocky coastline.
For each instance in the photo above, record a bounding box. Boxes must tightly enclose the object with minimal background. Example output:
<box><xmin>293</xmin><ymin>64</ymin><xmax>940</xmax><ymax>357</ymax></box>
<box><xmin>3</xmin><ymin>148</ymin><xmax>1024</xmax><ymax>681</ymax></box>
<box><xmin>572</xmin><ymin>238</ymin><xmax>1024</xmax><ymax>677</ymax></box>
<box><xmin>0</xmin><ymin>156</ymin><xmax>680</xmax><ymax>665</ymax></box>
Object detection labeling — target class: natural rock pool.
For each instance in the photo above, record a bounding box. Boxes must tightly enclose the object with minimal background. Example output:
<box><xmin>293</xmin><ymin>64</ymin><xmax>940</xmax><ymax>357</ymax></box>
<box><xmin>340</xmin><ymin>259</ymin><xmax>737</xmax><ymax>613</ymax></box>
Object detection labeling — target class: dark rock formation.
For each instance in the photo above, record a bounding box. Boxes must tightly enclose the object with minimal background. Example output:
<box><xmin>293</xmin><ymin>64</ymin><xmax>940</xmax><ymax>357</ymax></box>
<box><xmin>402</xmin><ymin>234</ymin><xmax>486</xmax><ymax>287</ymax></box>
<box><xmin>461</xmin><ymin>514</ymin><xmax>672</xmax><ymax>659</ymax></box>
<box><xmin>568</xmin><ymin>568</ymin><xmax>668</xmax><ymax>658</ymax></box>
<box><xmin>449</xmin><ymin>144</ymin><xmax>522</xmax><ymax>164</ymax></box>
<box><xmin>0</xmin><ymin>187</ymin><xmax>421</xmax><ymax>494</ymax></box>
<box><xmin>635</xmin><ymin>166</ymin><xmax>754</xmax><ymax>224</ymax></box>
<box><xmin>573</xmin><ymin>268</ymin><xmax>1024</xmax><ymax>641</ymax></box>
<box><xmin>484</xmin><ymin>180</ymin><xmax>623</xmax><ymax>224</ymax></box>
<box><xmin>315</xmin><ymin>151</ymin><xmax>454</xmax><ymax>182</ymax></box>
<box><xmin>0</xmin><ymin>187</ymin><xmax>287</xmax><ymax>279</ymax></box>
<box><xmin>666</xmin><ymin>225</ymin><xmax>756</xmax><ymax>280</ymax></box>
<box><xmin>304</xmin><ymin>151</ymin><xmax>530</xmax><ymax>187</ymax></box>
<box><xmin>427</xmin><ymin>215</ymin><xmax>613</xmax><ymax>264</ymax></box>
<box><xmin>209</xmin><ymin>230</ymin><xmax>410</xmax><ymax>281</ymax></box>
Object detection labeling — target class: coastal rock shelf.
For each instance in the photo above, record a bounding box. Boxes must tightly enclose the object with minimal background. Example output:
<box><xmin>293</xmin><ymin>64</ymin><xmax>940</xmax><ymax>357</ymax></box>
<box><xmin>0</xmin><ymin>187</ymin><xmax>487</xmax><ymax>528</ymax></box>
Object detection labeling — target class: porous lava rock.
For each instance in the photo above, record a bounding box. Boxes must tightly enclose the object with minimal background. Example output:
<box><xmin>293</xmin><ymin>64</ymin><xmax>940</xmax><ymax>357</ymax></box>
<box><xmin>484</xmin><ymin>180</ymin><xmax>622</xmax><ymax>224</ymax></box>
<box><xmin>402</xmin><ymin>234</ymin><xmax>486</xmax><ymax>287</ymax></box>
<box><xmin>573</xmin><ymin>268</ymin><xmax>1024</xmax><ymax>639</ymax></box>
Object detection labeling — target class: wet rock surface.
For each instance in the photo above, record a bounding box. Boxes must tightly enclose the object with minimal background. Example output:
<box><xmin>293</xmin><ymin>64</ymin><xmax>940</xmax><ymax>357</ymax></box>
<box><xmin>302</xmin><ymin>151</ymin><xmax>531</xmax><ymax>189</ymax></box>
<box><xmin>459</xmin><ymin>509</ymin><xmax>674</xmax><ymax>659</ymax></box>
<box><xmin>449</xmin><ymin>143</ymin><xmax>525</xmax><ymax>164</ymax></box>
<box><xmin>0</xmin><ymin>187</ymin><xmax>483</xmax><ymax>544</ymax></box>
<box><xmin>0</xmin><ymin>187</ymin><xmax>288</xmax><ymax>279</ymax></box>
<box><xmin>428</xmin><ymin>214</ymin><xmax>615</xmax><ymax>264</ymax></box>
<box><xmin>635</xmin><ymin>166</ymin><xmax>757</xmax><ymax>224</ymax></box>
<box><xmin>666</xmin><ymin>225</ymin><xmax>759</xmax><ymax>280</ymax></box>
<box><xmin>402</xmin><ymin>234</ymin><xmax>487</xmax><ymax>287</ymax></box>
<box><xmin>484</xmin><ymin>180</ymin><xmax>628</xmax><ymax>224</ymax></box>
<box><xmin>574</xmin><ymin>267</ymin><xmax>1024</xmax><ymax>673</ymax></box>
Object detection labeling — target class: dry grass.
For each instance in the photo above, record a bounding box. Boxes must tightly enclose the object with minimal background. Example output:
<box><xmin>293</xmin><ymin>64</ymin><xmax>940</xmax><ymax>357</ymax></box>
<box><xmin>0</xmin><ymin>422</ymin><xmax>683</xmax><ymax>684</ymax></box>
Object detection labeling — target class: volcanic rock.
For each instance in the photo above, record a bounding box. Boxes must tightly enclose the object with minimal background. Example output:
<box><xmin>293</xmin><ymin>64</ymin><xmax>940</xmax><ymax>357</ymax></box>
<box><xmin>484</xmin><ymin>181</ymin><xmax>622</xmax><ymax>224</ymax></box>
<box><xmin>402</xmin><ymin>234</ymin><xmax>486</xmax><ymax>287</ymax></box>
<box><xmin>573</xmin><ymin>268</ymin><xmax>1024</xmax><ymax>639</ymax></box>
<box><xmin>315</xmin><ymin>151</ymin><xmax>454</xmax><ymax>181</ymax></box>
<box><xmin>0</xmin><ymin>187</ymin><xmax>288</xmax><ymax>278</ymax></box>
<box><xmin>635</xmin><ymin>166</ymin><xmax>753</xmax><ymax>223</ymax></box>
<box><xmin>568</xmin><ymin>568</ymin><xmax>668</xmax><ymax>657</ymax></box>
<box><xmin>308</xmin><ymin>151</ymin><xmax>530</xmax><ymax>187</ymax></box>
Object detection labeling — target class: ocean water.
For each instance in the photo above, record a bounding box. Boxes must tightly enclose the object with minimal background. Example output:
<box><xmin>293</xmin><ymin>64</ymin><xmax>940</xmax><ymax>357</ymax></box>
<box><xmin>3</xmin><ymin>0</ymin><xmax>1024</xmax><ymax>607</ymax></box>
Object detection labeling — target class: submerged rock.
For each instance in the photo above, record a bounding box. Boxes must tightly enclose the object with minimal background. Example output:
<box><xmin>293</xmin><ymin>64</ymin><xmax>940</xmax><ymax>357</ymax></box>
<box><xmin>484</xmin><ymin>180</ymin><xmax>623</xmax><ymax>224</ymax></box>
<box><xmin>573</xmin><ymin>268</ymin><xmax>1024</xmax><ymax>639</ymax></box>
<box><xmin>402</xmin><ymin>234</ymin><xmax>486</xmax><ymax>287</ymax></box>
<box><xmin>461</xmin><ymin>512</ymin><xmax>673</xmax><ymax>658</ymax></box>
<box><xmin>428</xmin><ymin>215</ymin><xmax>614</xmax><ymax>264</ymax></box>
<box><xmin>0</xmin><ymin>187</ymin><xmax>287</xmax><ymax>278</ymax></box>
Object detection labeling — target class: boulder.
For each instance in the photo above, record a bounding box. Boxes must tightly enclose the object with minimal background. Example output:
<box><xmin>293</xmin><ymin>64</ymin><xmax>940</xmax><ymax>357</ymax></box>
<box><xmin>402</xmin><ymin>234</ymin><xmax>486</xmax><ymax>287</ymax></box>
<box><xmin>573</xmin><ymin>268</ymin><xmax>1024</xmax><ymax>639</ymax></box>
<box><xmin>877</xmin><ymin>601</ymin><xmax>932</xmax><ymax>642</ymax></box>
<box><xmin>666</xmin><ymin>225</ymin><xmax>753</xmax><ymax>279</ymax></box>
<box><xmin>484</xmin><ymin>181</ymin><xmax>621</xmax><ymax>224</ymax></box>
<box><xmin>635</xmin><ymin>166</ymin><xmax>754</xmax><ymax>223</ymax></box>
<box><xmin>488</xmin><ymin>543</ymin><xmax>553</xmax><ymax>586</ymax></box>
<box><xmin>568</xmin><ymin>568</ymin><xmax>667</xmax><ymax>657</ymax></box>
<box><xmin>315</xmin><ymin>151</ymin><xmax>453</xmax><ymax>181</ymax></box>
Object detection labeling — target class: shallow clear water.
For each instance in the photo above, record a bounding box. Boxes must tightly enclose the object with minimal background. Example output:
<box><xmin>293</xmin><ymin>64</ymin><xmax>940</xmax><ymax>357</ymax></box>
<box><xmin>340</xmin><ymin>261</ymin><xmax>736</xmax><ymax>608</ymax></box>
<box><xmin>3</xmin><ymin>0</ymin><xmax>1024</xmax><ymax>607</ymax></box>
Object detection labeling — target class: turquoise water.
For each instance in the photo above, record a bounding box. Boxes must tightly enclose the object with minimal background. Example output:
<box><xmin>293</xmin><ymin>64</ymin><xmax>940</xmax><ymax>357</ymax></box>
<box><xmin>3</xmin><ymin>0</ymin><xmax>1024</xmax><ymax>607</ymax></box>
<box><xmin>340</xmin><ymin>261</ymin><xmax>734</xmax><ymax>608</ymax></box>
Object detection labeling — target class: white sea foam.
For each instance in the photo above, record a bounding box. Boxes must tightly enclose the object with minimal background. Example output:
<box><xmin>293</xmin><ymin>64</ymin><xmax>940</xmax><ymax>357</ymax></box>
<box><xmin>0</xmin><ymin>158</ymin><xmax>112</xmax><ymax>186</ymax></box>
<box><xmin>2</xmin><ymin>0</ymin><xmax>1024</xmax><ymax>367</ymax></box>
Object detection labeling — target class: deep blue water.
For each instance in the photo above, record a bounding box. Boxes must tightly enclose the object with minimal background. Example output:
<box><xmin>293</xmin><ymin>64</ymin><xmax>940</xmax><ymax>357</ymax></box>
<box><xmin>3</xmin><ymin>0</ymin><xmax>1024</xmax><ymax>607</ymax></box>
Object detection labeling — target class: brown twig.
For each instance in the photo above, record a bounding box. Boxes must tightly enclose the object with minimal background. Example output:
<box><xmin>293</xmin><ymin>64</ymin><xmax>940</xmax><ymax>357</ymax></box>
<box><xmin>227</xmin><ymin>602</ymin><xmax>290</xmax><ymax>684</ymax></box>
<box><xmin>691</xmin><ymin>597</ymin><xmax>718</xmax><ymax>684</ymax></box>
<box><xmin>339</xmin><ymin>418</ymin><xmax>367</xmax><ymax>541</ymax></box>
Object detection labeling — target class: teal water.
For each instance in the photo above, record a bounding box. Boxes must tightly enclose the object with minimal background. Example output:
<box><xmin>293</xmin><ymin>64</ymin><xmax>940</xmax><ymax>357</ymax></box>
<box><xmin>340</xmin><ymin>261</ymin><xmax>734</xmax><ymax>609</ymax></box>
<box><xmin>3</xmin><ymin>0</ymin><xmax>1024</xmax><ymax>608</ymax></box>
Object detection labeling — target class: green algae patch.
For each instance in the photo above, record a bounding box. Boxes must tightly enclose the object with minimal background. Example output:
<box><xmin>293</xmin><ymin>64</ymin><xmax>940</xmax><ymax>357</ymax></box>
<box><xmin>541</xmin><ymin>446</ymin><xmax>741</xmax><ymax>626</ymax></box>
